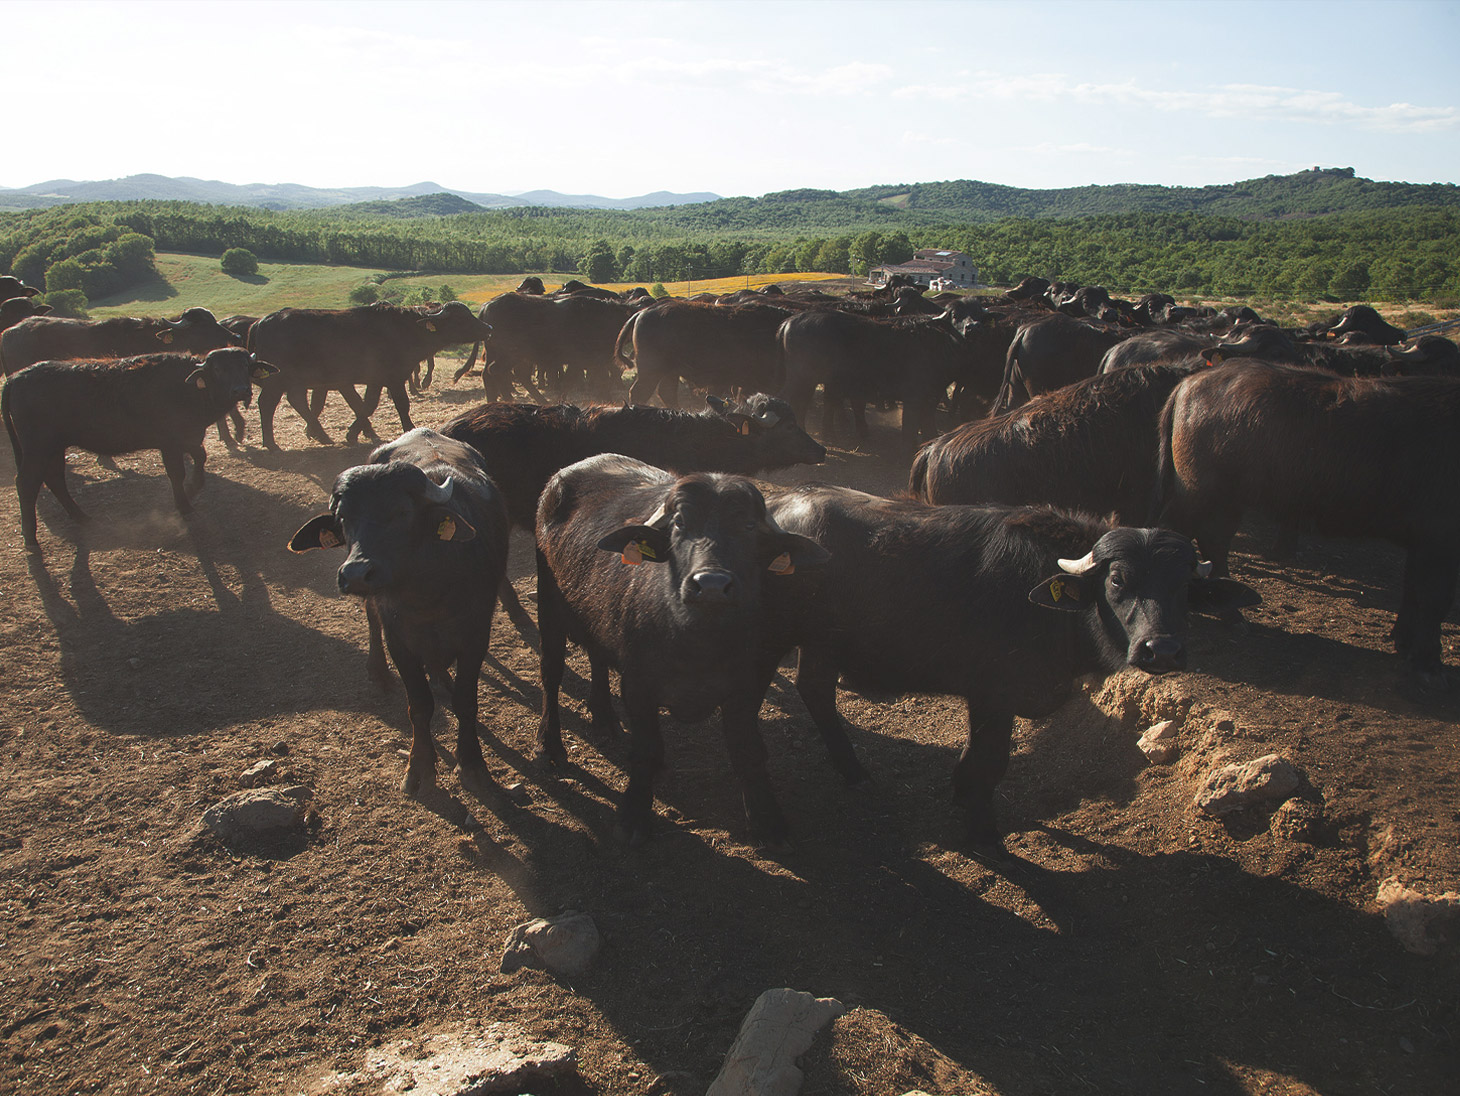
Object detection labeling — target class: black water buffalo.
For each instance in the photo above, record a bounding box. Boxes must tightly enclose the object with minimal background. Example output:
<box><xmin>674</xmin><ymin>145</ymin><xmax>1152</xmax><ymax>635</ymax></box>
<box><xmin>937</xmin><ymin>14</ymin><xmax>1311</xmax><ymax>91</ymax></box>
<box><xmin>618</xmin><ymin>299</ymin><xmax>792</xmax><ymax>407</ymax></box>
<box><xmin>1311</xmin><ymin>305</ymin><xmax>1407</xmax><ymax>346</ymax></box>
<box><xmin>0</xmin><ymin>276</ymin><xmax>41</xmax><ymax>301</ymax></box>
<box><xmin>3</xmin><ymin>348</ymin><xmax>278</xmax><ymax>549</ymax></box>
<box><xmin>534</xmin><ymin>455</ymin><xmax>829</xmax><ymax>845</ymax></box>
<box><xmin>454</xmin><ymin>292</ymin><xmax>647</xmax><ymax>400</ymax></box>
<box><xmin>289</xmin><ymin>429</ymin><xmax>510</xmax><ymax>796</ymax></box>
<box><xmin>249</xmin><ymin>301</ymin><xmax>489</xmax><ymax>448</ymax></box>
<box><xmin>991</xmin><ymin>314</ymin><xmax>1132</xmax><ymax>414</ymax></box>
<box><xmin>776</xmin><ymin>309</ymin><xmax>976</xmax><ymax>444</ymax></box>
<box><xmin>1112</xmin><ymin>324</ymin><xmax>1460</xmax><ymax>378</ymax></box>
<box><xmin>910</xmin><ymin>361</ymin><xmax>1207</xmax><ymax>523</ymax></box>
<box><xmin>1</xmin><ymin>296</ymin><xmax>52</xmax><ymax>333</ymax></box>
<box><xmin>764</xmin><ymin>488</ymin><xmax>1257</xmax><ymax>848</ymax></box>
<box><xmin>0</xmin><ymin>307</ymin><xmax>243</xmax><ymax>376</ymax></box>
<box><xmin>1156</xmin><ymin>358</ymin><xmax>1460</xmax><ymax>678</ymax></box>
<box><xmin>441</xmin><ymin>392</ymin><xmax>824</xmax><ymax>631</ymax></box>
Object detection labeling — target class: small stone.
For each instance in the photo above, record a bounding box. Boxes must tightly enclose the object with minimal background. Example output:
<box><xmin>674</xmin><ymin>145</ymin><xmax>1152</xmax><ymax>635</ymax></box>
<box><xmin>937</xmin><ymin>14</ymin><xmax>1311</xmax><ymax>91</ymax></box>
<box><xmin>1376</xmin><ymin>877</ymin><xmax>1460</xmax><ymax>956</ymax></box>
<box><xmin>1194</xmin><ymin>754</ymin><xmax>1300</xmax><ymax>816</ymax></box>
<box><xmin>269</xmin><ymin>741</ymin><xmax>290</xmax><ymax>755</ymax></box>
<box><xmin>501</xmin><ymin>911</ymin><xmax>601</xmax><ymax>977</ymax></box>
<box><xmin>239</xmin><ymin>759</ymin><xmax>280</xmax><ymax>788</ymax></box>
<box><xmin>1270</xmin><ymin>798</ymin><xmax>1323</xmax><ymax>842</ymax></box>
<box><xmin>706</xmin><ymin>988</ymin><xmax>845</xmax><ymax>1096</ymax></box>
<box><xmin>1138</xmin><ymin>720</ymin><xmax>1180</xmax><ymax>764</ymax></box>
<box><xmin>504</xmin><ymin>782</ymin><xmax>533</xmax><ymax>806</ymax></box>
<box><xmin>203</xmin><ymin>787</ymin><xmax>312</xmax><ymax>846</ymax></box>
<box><xmin>127</xmin><ymin>657</ymin><xmax>142</xmax><ymax>669</ymax></box>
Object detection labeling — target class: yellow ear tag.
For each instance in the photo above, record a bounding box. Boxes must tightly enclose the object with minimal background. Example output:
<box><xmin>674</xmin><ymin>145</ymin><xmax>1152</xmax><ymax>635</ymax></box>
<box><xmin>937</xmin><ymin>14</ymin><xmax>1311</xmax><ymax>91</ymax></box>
<box><xmin>193</xmin><ymin>375</ymin><xmax>207</xmax><ymax>389</ymax></box>
<box><xmin>319</xmin><ymin>528</ymin><xmax>341</xmax><ymax>549</ymax></box>
<box><xmin>768</xmin><ymin>552</ymin><xmax>794</xmax><ymax>575</ymax></box>
<box><xmin>621</xmin><ymin>541</ymin><xmax>644</xmax><ymax>565</ymax></box>
<box><xmin>1049</xmin><ymin>578</ymin><xmax>1064</xmax><ymax>602</ymax></box>
<box><xmin>160</xmin><ymin>331</ymin><xmax>174</xmax><ymax>344</ymax></box>
<box><xmin>436</xmin><ymin>516</ymin><xmax>456</xmax><ymax>541</ymax></box>
<box><xmin>1207</xmin><ymin>351</ymin><xmax>1223</xmax><ymax>366</ymax></box>
<box><xmin>739</xmin><ymin>420</ymin><xmax>752</xmax><ymax>435</ymax></box>
<box><xmin>425</xmin><ymin>321</ymin><xmax>438</xmax><ymax>332</ymax></box>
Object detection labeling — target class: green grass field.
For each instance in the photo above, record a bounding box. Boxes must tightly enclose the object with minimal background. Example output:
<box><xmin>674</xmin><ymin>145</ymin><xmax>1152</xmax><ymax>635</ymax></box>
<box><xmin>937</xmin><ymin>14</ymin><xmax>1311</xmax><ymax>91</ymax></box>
<box><xmin>87</xmin><ymin>254</ymin><xmax>849</xmax><ymax>319</ymax></box>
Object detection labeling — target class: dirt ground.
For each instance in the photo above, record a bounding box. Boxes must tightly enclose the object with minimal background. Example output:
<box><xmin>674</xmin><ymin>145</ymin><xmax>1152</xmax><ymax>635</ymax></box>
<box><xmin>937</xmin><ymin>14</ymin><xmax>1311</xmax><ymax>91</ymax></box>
<box><xmin>2</xmin><ymin>358</ymin><xmax>1457</xmax><ymax>1096</ymax></box>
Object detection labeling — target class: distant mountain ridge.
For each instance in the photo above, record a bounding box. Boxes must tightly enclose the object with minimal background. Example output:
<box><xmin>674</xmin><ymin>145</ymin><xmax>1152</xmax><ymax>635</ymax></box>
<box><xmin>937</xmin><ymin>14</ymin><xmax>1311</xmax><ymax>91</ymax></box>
<box><xmin>0</xmin><ymin>174</ymin><xmax>722</xmax><ymax>212</ymax></box>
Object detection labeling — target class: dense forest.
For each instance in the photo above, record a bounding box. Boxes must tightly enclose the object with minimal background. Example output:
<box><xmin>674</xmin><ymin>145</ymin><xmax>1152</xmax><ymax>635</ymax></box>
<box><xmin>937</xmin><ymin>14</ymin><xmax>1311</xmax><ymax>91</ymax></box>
<box><xmin>2</xmin><ymin>168</ymin><xmax>1457</xmax><ymax>312</ymax></box>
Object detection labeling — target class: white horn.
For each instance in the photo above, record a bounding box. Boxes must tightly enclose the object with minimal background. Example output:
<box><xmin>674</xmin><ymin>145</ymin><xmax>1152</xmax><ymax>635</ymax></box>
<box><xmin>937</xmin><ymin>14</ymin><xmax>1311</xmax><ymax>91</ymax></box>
<box><xmin>1058</xmin><ymin>552</ymin><xmax>1098</xmax><ymax>575</ymax></box>
<box><xmin>1195</xmin><ymin>560</ymin><xmax>1213</xmax><ymax>579</ymax></box>
<box><xmin>423</xmin><ymin>475</ymin><xmax>454</xmax><ymax>504</ymax></box>
<box><xmin>756</xmin><ymin>411</ymin><xmax>781</xmax><ymax>428</ymax></box>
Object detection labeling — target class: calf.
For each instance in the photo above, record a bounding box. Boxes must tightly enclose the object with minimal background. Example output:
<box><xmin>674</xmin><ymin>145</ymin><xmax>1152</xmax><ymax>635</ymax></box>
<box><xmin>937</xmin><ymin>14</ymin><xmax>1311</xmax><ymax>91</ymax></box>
<box><xmin>910</xmin><ymin>361</ymin><xmax>1206</xmax><ymax>523</ymax></box>
<box><xmin>1</xmin><ymin>307</ymin><xmax>243</xmax><ymax>375</ymax></box>
<box><xmin>1157</xmin><ymin>358</ymin><xmax>1460</xmax><ymax>679</ymax></box>
<box><xmin>764</xmin><ymin>488</ymin><xmax>1257</xmax><ymax>849</ymax></box>
<box><xmin>4</xmin><ymin>348</ymin><xmax>277</xmax><ymax>550</ymax></box>
<box><xmin>288</xmin><ymin>429</ymin><xmax>510</xmax><ymax>797</ymax></box>
<box><xmin>535</xmin><ymin>455</ymin><xmax>829</xmax><ymax>845</ymax></box>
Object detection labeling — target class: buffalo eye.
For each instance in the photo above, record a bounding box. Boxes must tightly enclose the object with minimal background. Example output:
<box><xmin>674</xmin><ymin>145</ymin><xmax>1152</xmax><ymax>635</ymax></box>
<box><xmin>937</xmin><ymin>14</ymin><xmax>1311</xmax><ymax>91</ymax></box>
<box><xmin>1108</xmin><ymin>569</ymin><xmax>1125</xmax><ymax>590</ymax></box>
<box><xmin>672</xmin><ymin>513</ymin><xmax>685</xmax><ymax>530</ymax></box>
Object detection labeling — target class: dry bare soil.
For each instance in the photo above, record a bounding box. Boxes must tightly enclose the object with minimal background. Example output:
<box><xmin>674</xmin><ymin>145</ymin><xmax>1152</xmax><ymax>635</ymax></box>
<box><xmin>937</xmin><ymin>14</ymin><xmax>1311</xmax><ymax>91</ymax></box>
<box><xmin>2</xmin><ymin>370</ymin><xmax>1457</xmax><ymax>1096</ymax></box>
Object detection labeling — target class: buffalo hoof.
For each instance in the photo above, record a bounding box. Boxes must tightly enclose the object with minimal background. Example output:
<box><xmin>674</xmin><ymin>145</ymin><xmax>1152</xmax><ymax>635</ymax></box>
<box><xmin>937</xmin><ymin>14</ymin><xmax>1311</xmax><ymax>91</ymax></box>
<box><xmin>614</xmin><ymin>813</ymin><xmax>654</xmax><ymax>847</ymax></box>
<box><xmin>401</xmin><ymin>763</ymin><xmax>436</xmax><ymax>797</ymax></box>
<box><xmin>455</xmin><ymin>764</ymin><xmax>495</xmax><ymax>801</ymax></box>
<box><xmin>306</xmin><ymin>429</ymin><xmax>333</xmax><ymax>446</ymax></box>
<box><xmin>1413</xmin><ymin>665</ymin><xmax>1451</xmax><ymax>693</ymax></box>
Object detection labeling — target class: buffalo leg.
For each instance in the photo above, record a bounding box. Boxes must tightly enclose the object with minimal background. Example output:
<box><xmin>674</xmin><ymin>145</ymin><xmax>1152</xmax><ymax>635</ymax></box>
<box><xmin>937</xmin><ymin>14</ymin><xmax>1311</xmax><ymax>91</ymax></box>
<box><xmin>16</xmin><ymin>459</ymin><xmax>47</xmax><ymax>547</ymax></box>
<box><xmin>159</xmin><ymin>449</ymin><xmax>194</xmax><ymax>515</ymax></box>
<box><xmin>383</xmin><ymin>381</ymin><xmax>414</xmax><ymax>435</ymax></box>
<box><xmin>791</xmin><ymin>646</ymin><xmax>868</xmax><ymax>784</ymax></box>
<box><xmin>497</xmin><ymin>574</ymin><xmax>535</xmax><ymax>636</ymax></box>
<box><xmin>952</xmin><ymin>706</ymin><xmax>1015</xmax><ymax>850</ymax></box>
<box><xmin>534</xmin><ymin>550</ymin><xmax>570</xmax><ymax>766</ymax></box>
<box><xmin>258</xmin><ymin>383</ymin><xmax>286</xmax><ymax>449</ymax></box>
<box><xmin>586</xmin><ymin>649</ymin><xmax>623</xmax><ymax>741</ymax></box>
<box><xmin>1393</xmin><ymin>546</ymin><xmax>1460</xmax><ymax>677</ymax></box>
<box><xmin>1189</xmin><ymin>507</ymin><xmax>1241</xmax><ymax>579</ymax></box>
<box><xmin>340</xmin><ymin>385</ymin><xmax>377</xmax><ymax>444</ymax></box>
<box><xmin>616</xmin><ymin>676</ymin><xmax>664</xmax><ymax>845</ymax></box>
<box><xmin>386</xmin><ymin>636</ymin><xmax>438</xmax><ymax>795</ymax></box>
<box><xmin>41</xmin><ymin>453</ymin><xmax>87</xmax><ymax>524</ymax></box>
<box><xmin>184</xmin><ymin>444</ymin><xmax>207</xmax><ymax>497</ymax></box>
<box><xmin>449</xmin><ymin>647</ymin><xmax>492</xmax><ymax>798</ymax></box>
<box><xmin>364</xmin><ymin>600</ymin><xmax>391</xmax><ymax>685</ymax></box>
<box><xmin>420</xmin><ymin>354</ymin><xmax>435</xmax><ymax>389</ymax></box>
<box><xmin>283</xmin><ymin>385</ymin><xmax>332</xmax><ymax>445</ymax></box>
<box><xmin>720</xmin><ymin>683</ymin><xmax>788</xmax><ymax>847</ymax></box>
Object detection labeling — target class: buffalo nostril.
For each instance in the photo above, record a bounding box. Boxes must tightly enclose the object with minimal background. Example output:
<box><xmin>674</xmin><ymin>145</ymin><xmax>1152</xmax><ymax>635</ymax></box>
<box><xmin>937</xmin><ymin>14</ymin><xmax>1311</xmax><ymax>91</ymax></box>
<box><xmin>1134</xmin><ymin>637</ymin><xmax>1186</xmax><ymax>671</ymax></box>
<box><xmin>687</xmin><ymin>571</ymin><xmax>736</xmax><ymax>603</ymax></box>
<box><xmin>338</xmin><ymin>562</ymin><xmax>378</xmax><ymax>595</ymax></box>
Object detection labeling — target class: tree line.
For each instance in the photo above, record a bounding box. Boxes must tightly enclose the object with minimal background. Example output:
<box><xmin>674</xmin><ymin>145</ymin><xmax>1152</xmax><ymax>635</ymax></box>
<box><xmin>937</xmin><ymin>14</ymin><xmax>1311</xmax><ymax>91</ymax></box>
<box><xmin>3</xmin><ymin>197</ymin><xmax>1458</xmax><ymax>311</ymax></box>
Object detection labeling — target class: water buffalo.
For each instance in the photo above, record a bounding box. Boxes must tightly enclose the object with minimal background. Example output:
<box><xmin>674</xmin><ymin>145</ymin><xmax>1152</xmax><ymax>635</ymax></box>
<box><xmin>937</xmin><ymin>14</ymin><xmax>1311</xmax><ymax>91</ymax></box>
<box><xmin>1</xmin><ymin>296</ymin><xmax>52</xmax><ymax>333</ymax></box>
<box><xmin>910</xmin><ymin>361</ymin><xmax>1208</xmax><ymax>523</ymax></box>
<box><xmin>991</xmin><ymin>314</ymin><xmax>1132</xmax><ymax>414</ymax></box>
<box><xmin>1156</xmin><ymin>358</ymin><xmax>1460</xmax><ymax>679</ymax></box>
<box><xmin>289</xmin><ymin>428</ymin><xmax>510</xmax><ymax>796</ymax></box>
<box><xmin>249</xmin><ymin>301</ymin><xmax>489</xmax><ymax>448</ymax></box>
<box><xmin>0</xmin><ymin>307</ymin><xmax>243</xmax><ymax>376</ymax></box>
<box><xmin>4</xmin><ymin>348</ymin><xmax>278</xmax><ymax>549</ymax></box>
<box><xmin>764</xmin><ymin>487</ymin><xmax>1258</xmax><ymax>848</ymax></box>
<box><xmin>534</xmin><ymin>455</ymin><xmax>829</xmax><ymax>845</ymax></box>
<box><xmin>618</xmin><ymin>299</ymin><xmax>792</xmax><ymax>407</ymax></box>
<box><xmin>0</xmin><ymin>276</ymin><xmax>41</xmax><ymax>301</ymax></box>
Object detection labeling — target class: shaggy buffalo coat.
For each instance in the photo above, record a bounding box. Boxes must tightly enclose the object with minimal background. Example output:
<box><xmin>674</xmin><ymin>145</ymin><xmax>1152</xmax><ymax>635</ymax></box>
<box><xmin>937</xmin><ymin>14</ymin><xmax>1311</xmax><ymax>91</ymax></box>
<box><xmin>4</xmin><ymin>348</ymin><xmax>276</xmax><ymax>548</ymax></box>
<box><xmin>534</xmin><ymin>455</ymin><xmax>829</xmax><ymax>845</ymax></box>
<box><xmin>288</xmin><ymin>429</ymin><xmax>510</xmax><ymax>796</ymax></box>
<box><xmin>1</xmin><ymin>307</ymin><xmax>242</xmax><ymax>376</ymax></box>
<box><xmin>992</xmin><ymin>314</ymin><xmax>1132</xmax><ymax>414</ymax></box>
<box><xmin>910</xmin><ymin>361</ymin><xmax>1207</xmax><ymax>523</ymax></box>
<box><xmin>763</xmin><ymin>487</ymin><xmax>1257</xmax><ymax>846</ymax></box>
<box><xmin>1157</xmin><ymin>358</ymin><xmax>1460</xmax><ymax>674</ymax></box>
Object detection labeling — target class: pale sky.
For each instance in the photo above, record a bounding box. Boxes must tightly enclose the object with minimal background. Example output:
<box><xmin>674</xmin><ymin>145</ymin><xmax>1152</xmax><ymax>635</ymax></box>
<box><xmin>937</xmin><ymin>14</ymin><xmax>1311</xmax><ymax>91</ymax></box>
<box><xmin>6</xmin><ymin>0</ymin><xmax>1459</xmax><ymax>198</ymax></box>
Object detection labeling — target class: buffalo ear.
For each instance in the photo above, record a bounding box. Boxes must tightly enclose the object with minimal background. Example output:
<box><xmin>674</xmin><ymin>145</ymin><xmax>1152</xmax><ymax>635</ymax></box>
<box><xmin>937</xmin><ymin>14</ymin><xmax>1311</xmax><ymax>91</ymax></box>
<box><xmin>725</xmin><ymin>413</ymin><xmax>757</xmax><ymax>436</ymax></box>
<box><xmin>1190</xmin><ymin>576</ymin><xmax>1261</xmax><ymax>611</ymax></box>
<box><xmin>156</xmin><ymin>329</ymin><xmax>175</xmax><ymax>344</ymax></box>
<box><xmin>427</xmin><ymin>506</ymin><xmax>476</xmax><ymax>543</ymax></box>
<box><xmin>767</xmin><ymin>532</ymin><xmax>831</xmax><ymax>575</ymax></box>
<box><xmin>597</xmin><ymin>524</ymin><xmax>671</xmax><ymax>564</ymax></box>
<box><xmin>250</xmin><ymin>360</ymin><xmax>280</xmax><ymax>381</ymax></box>
<box><xmin>32</xmin><ymin>303</ymin><xmax>52</xmax><ymax>316</ymax></box>
<box><xmin>1028</xmin><ymin>572</ymin><xmax>1092</xmax><ymax>612</ymax></box>
<box><xmin>185</xmin><ymin>368</ymin><xmax>207</xmax><ymax>389</ymax></box>
<box><xmin>289</xmin><ymin>513</ymin><xmax>344</xmax><ymax>553</ymax></box>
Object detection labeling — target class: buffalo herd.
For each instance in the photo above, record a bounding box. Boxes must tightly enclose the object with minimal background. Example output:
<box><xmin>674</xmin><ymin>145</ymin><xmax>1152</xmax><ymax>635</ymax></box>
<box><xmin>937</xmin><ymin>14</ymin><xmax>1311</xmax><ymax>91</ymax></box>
<box><xmin>7</xmin><ymin>269</ymin><xmax>1460</xmax><ymax>847</ymax></box>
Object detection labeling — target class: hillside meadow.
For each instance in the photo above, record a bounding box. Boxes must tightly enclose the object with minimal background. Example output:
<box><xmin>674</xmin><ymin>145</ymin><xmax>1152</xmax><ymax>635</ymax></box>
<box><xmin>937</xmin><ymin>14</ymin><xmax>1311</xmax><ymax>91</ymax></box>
<box><xmin>85</xmin><ymin>254</ymin><xmax>850</xmax><ymax>319</ymax></box>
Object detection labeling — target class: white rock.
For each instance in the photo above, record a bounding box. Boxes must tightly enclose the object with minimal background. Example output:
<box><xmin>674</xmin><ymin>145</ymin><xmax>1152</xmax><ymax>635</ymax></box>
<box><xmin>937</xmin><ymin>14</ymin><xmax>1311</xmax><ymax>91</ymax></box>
<box><xmin>1376</xmin><ymin>877</ymin><xmax>1460</xmax><ymax>956</ymax></box>
<box><xmin>239</xmin><ymin>759</ymin><xmax>280</xmax><ymax>788</ymax></box>
<box><xmin>1194</xmin><ymin>754</ymin><xmax>1300</xmax><ymax>815</ymax></box>
<box><xmin>304</xmin><ymin>1021</ymin><xmax>576</xmax><ymax>1095</ymax></box>
<box><xmin>706</xmin><ymin>988</ymin><xmax>845</xmax><ymax>1096</ymax></box>
<box><xmin>1138</xmin><ymin>720</ymin><xmax>1180</xmax><ymax>764</ymax></box>
<box><xmin>500</xmin><ymin>911</ymin><xmax>601</xmax><ymax>977</ymax></box>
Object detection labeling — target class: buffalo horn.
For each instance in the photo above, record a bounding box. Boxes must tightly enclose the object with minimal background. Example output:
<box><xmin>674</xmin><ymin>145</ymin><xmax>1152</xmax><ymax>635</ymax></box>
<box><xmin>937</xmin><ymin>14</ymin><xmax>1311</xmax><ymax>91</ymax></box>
<box><xmin>1195</xmin><ymin>560</ymin><xmax>1213</xmax><ymax>579</ymax></box>
<box><xmin>422</xmin><ymin>476</ymin><xmax>454</xmax><ymax>504</ymax></box>
<box><xmin>1058</xmin><ymin>552</ymin><xmax>1098</xmax><ymax>575</ymax></box>
<box><xmin>755</xmin><ymin>410</ymin><xmax>781</xmax><ymax>428</ymax></box>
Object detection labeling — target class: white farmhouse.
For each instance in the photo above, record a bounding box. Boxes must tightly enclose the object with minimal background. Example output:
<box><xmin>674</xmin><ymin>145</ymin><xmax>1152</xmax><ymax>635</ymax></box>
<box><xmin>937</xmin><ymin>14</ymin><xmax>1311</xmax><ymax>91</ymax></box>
<box><xmin>869</xmin><ymin>249</ymin><xmax>977</xmax><ymax>289</ymax></box>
